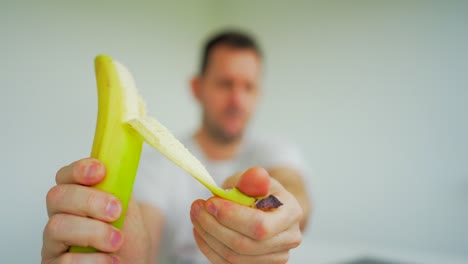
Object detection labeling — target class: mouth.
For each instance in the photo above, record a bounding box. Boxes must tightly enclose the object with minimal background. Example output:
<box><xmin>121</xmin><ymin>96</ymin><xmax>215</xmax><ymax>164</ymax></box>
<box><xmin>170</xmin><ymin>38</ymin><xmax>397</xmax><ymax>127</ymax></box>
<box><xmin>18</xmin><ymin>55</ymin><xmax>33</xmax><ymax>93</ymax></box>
<box><xmin>223</xmin><ymin>107</ymin><xmax>244</xmax><ymax>119</ymax></box>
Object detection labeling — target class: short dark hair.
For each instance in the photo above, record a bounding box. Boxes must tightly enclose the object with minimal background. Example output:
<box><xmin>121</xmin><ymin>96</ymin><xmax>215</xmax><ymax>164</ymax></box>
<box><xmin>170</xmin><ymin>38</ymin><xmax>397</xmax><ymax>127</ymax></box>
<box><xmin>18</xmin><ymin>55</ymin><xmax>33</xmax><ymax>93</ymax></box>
<box><xmin>199</xmin><ymin>29</ymin><xmax>262</xmax><ymax>74</ymax></box>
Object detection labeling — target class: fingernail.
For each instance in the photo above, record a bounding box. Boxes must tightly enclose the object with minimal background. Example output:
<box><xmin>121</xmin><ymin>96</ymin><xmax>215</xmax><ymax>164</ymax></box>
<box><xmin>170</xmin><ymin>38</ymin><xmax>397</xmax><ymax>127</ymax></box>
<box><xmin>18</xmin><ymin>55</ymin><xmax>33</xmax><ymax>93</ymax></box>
<box><xmin>191</xmin><ymin>202</ymin><xmax>201</xmax><ymax>218</ymax></box>
<box><xmin>110</xmin><ymin>230</ymin><xmax>122</xmax><ymax>248</ymax></box>
<box><xmin>84</xmin><ymin>162</ymin><xmax>98</xmax><ymax>179</ymax></box>
<box><xmin>106</xmin><ymin>199</ymin><xmax>121</xmax><ymax>218</ymax></box>
<box><xmin>206</xmin><ymin>201</ymin><xmax>217</xmax><ymax>217</ymax></box>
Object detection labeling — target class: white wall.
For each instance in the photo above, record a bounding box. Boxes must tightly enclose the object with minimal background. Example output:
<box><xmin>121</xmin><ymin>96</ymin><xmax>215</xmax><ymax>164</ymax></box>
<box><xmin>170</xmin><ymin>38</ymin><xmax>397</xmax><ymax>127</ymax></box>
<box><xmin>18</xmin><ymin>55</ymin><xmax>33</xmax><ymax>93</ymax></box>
<box><xmin>215</xmin><ymin>0</ymin><xmax>468</xmax><ymax>259</ymax></box>
<box><xmin>1</xmin><ymin>0</ymin><xmax>467</xmax><ymax>262</ymax></box>
<box><xmin>1</xmin><ymin>1</ymin><xmax>215</xmax><ymax>262</ymax></box>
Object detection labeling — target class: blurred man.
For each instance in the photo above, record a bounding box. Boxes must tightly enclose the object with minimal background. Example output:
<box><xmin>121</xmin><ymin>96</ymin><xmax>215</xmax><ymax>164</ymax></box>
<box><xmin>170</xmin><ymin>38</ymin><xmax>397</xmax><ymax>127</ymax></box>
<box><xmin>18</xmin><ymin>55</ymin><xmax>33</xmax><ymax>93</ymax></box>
<box><xmin>42</xmin><ymin>30</ymin><xmax>311</xmax><ymax>264</ymax></box>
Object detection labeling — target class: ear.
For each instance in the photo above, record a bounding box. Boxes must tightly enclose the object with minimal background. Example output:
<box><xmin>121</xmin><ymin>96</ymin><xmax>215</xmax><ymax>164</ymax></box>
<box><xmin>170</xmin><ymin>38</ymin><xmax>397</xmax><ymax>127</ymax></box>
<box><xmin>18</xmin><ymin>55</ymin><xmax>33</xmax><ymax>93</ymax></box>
<box><xmin>190</xmin><ymin>76</ymin><xmax>202</xmax><ymax>102</ymax></box>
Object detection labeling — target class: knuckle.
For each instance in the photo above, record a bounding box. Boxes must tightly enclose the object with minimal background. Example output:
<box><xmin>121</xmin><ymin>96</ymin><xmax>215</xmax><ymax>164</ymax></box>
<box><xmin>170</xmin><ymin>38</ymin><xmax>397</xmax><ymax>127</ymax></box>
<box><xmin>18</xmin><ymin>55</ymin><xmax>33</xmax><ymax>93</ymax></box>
<box><xmin>93</xmin><ymin>223</ymin><xmax>115</xmax><ymax>249</ymax></box>
<box><xmin>215</xmin><ymin>207</ymin><xmax>227</xmax><ymax>222</ymax></box>
<box><xmin>45</xmin><ymin>214</ymin><xmax>65</xmax><ymax>238</ymax></box>
<box><xmin>89</xmin><ymin>226</ymin><xmax>107</xmax><ymax>248</ymax></box>
<box><xmin>284</xmin><ymin>224</ymin><xmax>303</xmax><ymax>250</ymax></box>
<box><xmin>230</xmin><ymin>236</ymin><xmax>253</xmax><ymax>255</ymax></box>
<box><xmin>46</xmin><ymin>185</ymin><xmax>63</xmax><ymax>206</ymax></box>
<box><xmin>284</xmin><ymin>225</ymin><xmax>303</xmax><ymax>250</ymax></box>
<box><xmin>274</xmin><ymin>252</ymin><xmax>290</xmax><ymax>264</ymax></box>
<box><xmin>55</xmin><ymin>166</ymin><xmax>67</xmax><ymax>184</ymax></box>
<box><xmin>251</xmin><ymin>215</ymin><xmax>269</xmax><ymax>240</ymax></box>
<box><xmin>86</xmin><ymin>190</ymin><xmax>101</xmax><ymax>211</ymax></box>
<box><xmin>214</xmin><ymin>200</ymin><xmax>234</xmax><ymax>222</ymax></box>
<box><xmin>295</xmin><ymin>204</ymin><xmax>304</xmax><ymax>222</ymax></box>
<box><xmin>290</xmin><ymin>229</ymin><xmax>303</xmax><ymax>248</ymax></box>
<box><xmin>223</xmin><ymin>249</ymin><xmax>240</xmax><ymax>263</ymax></box>
<box><xmin>58</xmin><ymin>253</ymin><xmax>77</xmax><ymax>264</ymax></box>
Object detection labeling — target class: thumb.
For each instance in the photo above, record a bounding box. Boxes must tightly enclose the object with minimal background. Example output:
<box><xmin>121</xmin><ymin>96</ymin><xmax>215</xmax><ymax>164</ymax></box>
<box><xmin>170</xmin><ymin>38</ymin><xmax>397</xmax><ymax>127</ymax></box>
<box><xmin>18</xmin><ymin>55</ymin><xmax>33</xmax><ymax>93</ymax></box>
<box><xmin>236</xmin><ymin>167</ymin><xmax>270</xmax><ymax>197</ymax></box>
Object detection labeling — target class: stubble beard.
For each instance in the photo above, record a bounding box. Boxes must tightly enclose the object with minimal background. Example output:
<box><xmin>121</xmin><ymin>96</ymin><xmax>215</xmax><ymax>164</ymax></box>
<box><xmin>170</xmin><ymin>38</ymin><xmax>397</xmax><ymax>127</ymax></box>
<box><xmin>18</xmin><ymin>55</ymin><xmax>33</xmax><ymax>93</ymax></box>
<box><xmin>203</xmin><ymin>113</ymin><xmax>244</xmax><ymax>145</ymax></box>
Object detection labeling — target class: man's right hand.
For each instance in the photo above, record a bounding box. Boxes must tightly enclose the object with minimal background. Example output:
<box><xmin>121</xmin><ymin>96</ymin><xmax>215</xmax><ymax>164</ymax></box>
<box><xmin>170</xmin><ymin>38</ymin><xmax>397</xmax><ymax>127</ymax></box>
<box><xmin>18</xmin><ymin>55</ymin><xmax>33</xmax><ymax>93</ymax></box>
<box><xmin>42</xmin><ymin>158</ymin><xmax>151</xmax><ymax>264</ymax></box>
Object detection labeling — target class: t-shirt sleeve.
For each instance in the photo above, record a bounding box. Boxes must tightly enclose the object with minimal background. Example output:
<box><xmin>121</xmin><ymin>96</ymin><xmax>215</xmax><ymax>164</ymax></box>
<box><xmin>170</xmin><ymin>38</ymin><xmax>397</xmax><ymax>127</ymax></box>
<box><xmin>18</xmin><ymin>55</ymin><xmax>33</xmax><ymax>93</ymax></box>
<box><xmin>133</xmin><ymin>146</ymin><xmax>172</xmax><ymax>212</ymax></box>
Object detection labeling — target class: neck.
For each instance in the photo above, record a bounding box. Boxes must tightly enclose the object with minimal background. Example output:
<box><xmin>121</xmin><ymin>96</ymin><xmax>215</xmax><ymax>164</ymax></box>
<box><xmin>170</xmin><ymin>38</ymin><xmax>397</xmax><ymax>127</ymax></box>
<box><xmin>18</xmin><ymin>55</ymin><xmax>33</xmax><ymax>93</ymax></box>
<box><xmin>195</xmin><ymin>127</ymin><xmax>243</xmax><ymax>161</ymax></box>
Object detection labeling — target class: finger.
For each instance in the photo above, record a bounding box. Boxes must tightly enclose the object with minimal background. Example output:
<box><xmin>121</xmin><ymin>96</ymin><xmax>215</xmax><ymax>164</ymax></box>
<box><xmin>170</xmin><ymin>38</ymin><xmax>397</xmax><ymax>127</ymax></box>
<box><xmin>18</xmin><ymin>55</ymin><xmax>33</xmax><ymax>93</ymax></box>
<box><xmin>56</xmin><ymin>158</ymin><xmax>106</xmax><ymax>185</ymax></box>
<box><xmin>191</xmin><ymin>200</ymin><xmax>300</xmax><ymax>255</ymax></box>
<box><xmin>205</xmin><ymin>182</ymin><xmax>302</xmax><ymax>241</ymax></box>
<box><xmin>193</xmin><ymin>228</ymin><xmax>230</xmax><ymax>264</ymax></box>
<box><xmin>42</xmin><ymin>213</ymin><xmax>124</xmax><ymax>259</ymax></box>
<box><xmin>46</xmin><ymin>184</ymin><xmax>121</xmax><ymax>221</ymax></box>
<box><xmin>193</xmin><ymin>226</ymin><xmax>290</xmax><ymax>264</ymax></box>
<box><xmin>236</xmin><ymin>167</ymin><xmax>270</xmax><ymax>197</ymax></box>
<box><xmin>47</xmin><ymin>253</ymin><xmax>119</xmax><ymax>264</ymax></box>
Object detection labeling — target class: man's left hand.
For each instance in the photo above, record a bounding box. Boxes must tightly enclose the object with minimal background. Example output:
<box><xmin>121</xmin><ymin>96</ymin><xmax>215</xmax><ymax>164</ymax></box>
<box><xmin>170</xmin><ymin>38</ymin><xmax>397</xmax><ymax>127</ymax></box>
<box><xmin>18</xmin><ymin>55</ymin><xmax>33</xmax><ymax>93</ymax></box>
<box><xmin>190</xmin><ymin>167</ymin><xmax>303</xmax><ymax>264</ymax></box>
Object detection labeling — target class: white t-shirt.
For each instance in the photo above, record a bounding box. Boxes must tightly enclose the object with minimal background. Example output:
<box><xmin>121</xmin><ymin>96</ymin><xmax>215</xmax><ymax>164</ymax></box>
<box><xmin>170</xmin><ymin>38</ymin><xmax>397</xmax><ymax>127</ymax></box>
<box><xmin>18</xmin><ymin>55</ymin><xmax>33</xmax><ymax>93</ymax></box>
<box><xmin>133</xmin><ymin>134</ymin><xmax>307</xmax><ymax>264</ymax></box>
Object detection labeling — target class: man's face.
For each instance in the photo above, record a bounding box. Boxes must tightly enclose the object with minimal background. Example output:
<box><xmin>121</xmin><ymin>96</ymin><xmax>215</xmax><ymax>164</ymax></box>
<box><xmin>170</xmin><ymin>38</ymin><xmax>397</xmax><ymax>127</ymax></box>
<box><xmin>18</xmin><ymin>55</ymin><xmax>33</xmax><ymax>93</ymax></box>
<box><xmin>195</xmin><ymin>46</ymin><xmax>261</xmax><ymax>143</ymax></box>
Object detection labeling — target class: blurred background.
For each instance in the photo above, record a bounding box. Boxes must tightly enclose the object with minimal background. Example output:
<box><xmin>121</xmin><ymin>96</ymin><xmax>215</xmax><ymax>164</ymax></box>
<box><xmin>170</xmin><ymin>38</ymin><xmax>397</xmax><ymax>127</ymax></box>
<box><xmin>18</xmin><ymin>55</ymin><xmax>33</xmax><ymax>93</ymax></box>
<box><xmin>1</xmin><ymin>0</ymin><xmax>467</xmax><ymax>263</ymax></box>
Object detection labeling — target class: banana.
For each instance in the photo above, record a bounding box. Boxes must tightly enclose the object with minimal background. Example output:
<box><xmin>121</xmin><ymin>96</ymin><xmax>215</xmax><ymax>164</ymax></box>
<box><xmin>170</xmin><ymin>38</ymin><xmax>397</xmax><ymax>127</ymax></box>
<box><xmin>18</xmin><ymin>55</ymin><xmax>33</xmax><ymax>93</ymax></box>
<box><xmin>69</xmin><ymin>55</ymin><xmax>145</xmax><ymax>253</ymax></box>
<box><xmin>70</xmin><ymin>54</ymin><xmax>274</xmax><ymax>252</ymax></box>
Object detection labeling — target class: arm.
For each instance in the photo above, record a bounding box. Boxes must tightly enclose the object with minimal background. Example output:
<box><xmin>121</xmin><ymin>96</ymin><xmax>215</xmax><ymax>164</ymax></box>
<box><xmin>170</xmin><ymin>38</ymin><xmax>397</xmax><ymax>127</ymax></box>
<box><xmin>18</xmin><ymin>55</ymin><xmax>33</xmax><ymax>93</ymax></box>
<box><xmin>138</xmin><ymin>202</ymin><xmax>165</xmax><ymax>263</ymax></box>
<box><xmin>268</xmin><ymin>167</ymin><xmax>312</xmax><ymax>231</ymax></box>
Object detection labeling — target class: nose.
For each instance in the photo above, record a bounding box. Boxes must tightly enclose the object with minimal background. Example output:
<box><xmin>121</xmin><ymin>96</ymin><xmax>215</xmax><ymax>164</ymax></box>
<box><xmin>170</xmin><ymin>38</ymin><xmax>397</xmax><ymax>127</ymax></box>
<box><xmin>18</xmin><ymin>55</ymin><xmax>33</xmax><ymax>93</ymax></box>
<box><xmin>230</xmin><ymin>85</ymin><xmax>247</xmax><ymax>108</ymax></box>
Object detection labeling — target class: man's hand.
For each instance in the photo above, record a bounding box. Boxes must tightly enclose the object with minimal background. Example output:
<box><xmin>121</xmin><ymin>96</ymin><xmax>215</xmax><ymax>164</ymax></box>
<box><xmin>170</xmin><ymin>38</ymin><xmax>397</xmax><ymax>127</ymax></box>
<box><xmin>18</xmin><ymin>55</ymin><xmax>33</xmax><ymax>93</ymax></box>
<box><xmin>42</xmin><ymin>158</ymin><xmax>152</xmax><ymax>264</ymax></box>
<box><xmin>190</xmin><ymin>167</ymin><xmax>303</xmax><ymax>264</ymax></box>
